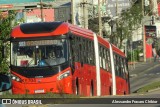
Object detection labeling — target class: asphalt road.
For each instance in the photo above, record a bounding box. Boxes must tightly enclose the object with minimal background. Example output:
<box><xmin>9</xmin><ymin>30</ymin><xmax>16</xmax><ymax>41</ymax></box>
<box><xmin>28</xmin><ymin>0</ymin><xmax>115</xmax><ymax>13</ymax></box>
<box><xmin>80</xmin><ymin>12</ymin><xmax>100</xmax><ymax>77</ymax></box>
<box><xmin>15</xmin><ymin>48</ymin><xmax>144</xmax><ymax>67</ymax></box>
<box><xmin>130</xmin><ymin>64</ymin><xmax>160</xmax><ymax>93</ymax></box>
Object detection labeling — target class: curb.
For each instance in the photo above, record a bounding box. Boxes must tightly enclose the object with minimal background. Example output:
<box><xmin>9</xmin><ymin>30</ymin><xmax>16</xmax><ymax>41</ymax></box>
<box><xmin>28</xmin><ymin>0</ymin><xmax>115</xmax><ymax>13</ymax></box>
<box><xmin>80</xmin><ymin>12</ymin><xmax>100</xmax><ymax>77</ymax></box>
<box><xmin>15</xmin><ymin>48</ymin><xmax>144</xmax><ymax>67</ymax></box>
<box><xmin>22</xmin><ymin>105</ymin><xmax>49</xmax><ymax>107</ymax></box>
<box><xmin>147</xmin><ymin>87</ymin><xmax>160</xmax><ymax>93</ymax></box>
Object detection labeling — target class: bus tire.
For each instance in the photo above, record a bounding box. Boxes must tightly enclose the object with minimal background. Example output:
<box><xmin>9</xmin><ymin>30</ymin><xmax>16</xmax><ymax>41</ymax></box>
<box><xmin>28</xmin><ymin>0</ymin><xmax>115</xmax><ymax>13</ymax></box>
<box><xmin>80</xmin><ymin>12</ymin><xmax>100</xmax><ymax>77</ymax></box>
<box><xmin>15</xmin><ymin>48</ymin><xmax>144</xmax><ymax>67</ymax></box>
<box><xmin>75</xmin><ymin>78</ymin><xmax>79</xmax><ymax>95</ymax></box>
<box><xmin>90</xmin><ymin>81</ymin><xmax>94</xmax><ymax>96</ymax></box>
<box><xmin>109</xmin><ymin>87</ymin><xmax>112</xmax><ymax>95</ymax></box>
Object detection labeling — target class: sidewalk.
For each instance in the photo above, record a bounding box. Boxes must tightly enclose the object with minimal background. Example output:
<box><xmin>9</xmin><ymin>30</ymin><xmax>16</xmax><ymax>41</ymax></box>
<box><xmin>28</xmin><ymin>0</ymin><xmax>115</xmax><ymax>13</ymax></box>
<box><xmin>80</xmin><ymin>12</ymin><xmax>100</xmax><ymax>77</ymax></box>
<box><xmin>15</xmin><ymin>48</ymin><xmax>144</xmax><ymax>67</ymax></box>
<box><xmin>128</xmin><ymin>58</ymin><xmax>160</xmax><ymax>76</ymax></box>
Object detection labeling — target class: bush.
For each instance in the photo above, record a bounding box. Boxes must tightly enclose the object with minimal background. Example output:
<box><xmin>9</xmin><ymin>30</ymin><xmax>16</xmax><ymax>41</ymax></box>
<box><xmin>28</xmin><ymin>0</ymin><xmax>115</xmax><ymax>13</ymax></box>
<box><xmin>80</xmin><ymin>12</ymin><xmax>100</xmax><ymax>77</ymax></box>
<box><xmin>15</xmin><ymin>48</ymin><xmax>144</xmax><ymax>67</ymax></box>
<box><xmin>127</xmin><ymin>49</ymin><xmax>140</xmax><ymax>62</ymax></box>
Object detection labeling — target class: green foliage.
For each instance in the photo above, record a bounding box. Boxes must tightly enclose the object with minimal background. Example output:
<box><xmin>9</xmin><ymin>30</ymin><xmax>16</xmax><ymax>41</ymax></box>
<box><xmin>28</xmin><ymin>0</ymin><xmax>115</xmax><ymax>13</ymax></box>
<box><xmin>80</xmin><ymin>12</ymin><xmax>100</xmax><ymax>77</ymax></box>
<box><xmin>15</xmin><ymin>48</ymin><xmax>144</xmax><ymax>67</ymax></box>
<box><xmin>88</xmin><ymin>18</ymin><xmax>99</xmax><ymax>33</ymax></box>
<box><xmin>0</xmin><ymin>10</ymin><xmax>17</xmax><ymax>73</ymax></box>
<box><xmin>88</xmin><ymin>2</ymin><xmax>143</xmax><ymax>49</ymax></box>
<box><xmin>0</xmin><ymin>92</ymin><xmax>80</xmax><ymax>98</ymax></box>
<box><xmin>136</xmin><ymin>81</ymin><xmax>160</xmax><ymax>93</ymax></box>
<box><xmin>127</xmin><ymin>49</ymin><xmax>140</xmax><ymax>62</ymax></box>
<box><xmin>116</xmin><ymin>3</ymin><xmax>143</xmax><ymax>48</ymax></box>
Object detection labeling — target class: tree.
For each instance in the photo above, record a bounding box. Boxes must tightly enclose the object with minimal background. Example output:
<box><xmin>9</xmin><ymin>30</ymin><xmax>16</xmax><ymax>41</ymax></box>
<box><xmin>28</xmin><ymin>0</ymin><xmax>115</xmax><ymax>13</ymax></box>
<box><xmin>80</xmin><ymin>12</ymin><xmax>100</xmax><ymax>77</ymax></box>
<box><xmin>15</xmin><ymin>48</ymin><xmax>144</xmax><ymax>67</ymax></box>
<box><xmin>0</xmin><ymin>10</ymin><xmax>17</xmax><ymax>74</ymax></box>
<box><xmin>88</xmin><ymin>17</ymin><xmax>99</xmax><ymax>33</ymax></box>
<box><xmin>88</xmin><ymin>1</ymin><xmax>143</xmax><ymax>49</ymax></box>
<box><xmin>115</xmin><ymin>2</ymin><xmax>143</xmax><ymax>49</ymax></box>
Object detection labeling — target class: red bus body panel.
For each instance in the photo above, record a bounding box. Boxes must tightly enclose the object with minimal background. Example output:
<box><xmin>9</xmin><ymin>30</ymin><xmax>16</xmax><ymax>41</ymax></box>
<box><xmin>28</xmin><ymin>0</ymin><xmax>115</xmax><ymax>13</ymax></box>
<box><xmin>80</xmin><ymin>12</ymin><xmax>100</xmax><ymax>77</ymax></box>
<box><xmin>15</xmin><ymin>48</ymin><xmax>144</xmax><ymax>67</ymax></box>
<box><xmin>10</xmin><ymin>22</ymin><xmax>129</xmax><ymax>96</ymax></box>
<box><xmin>11</xmin><ymin>68</ymin><xmax>72</xmax><ymax>94</ymax></box>
<box><xmin>11</xmin><ymin>23</ymin><xmax>69</xmax><ymax>38</ymax></box>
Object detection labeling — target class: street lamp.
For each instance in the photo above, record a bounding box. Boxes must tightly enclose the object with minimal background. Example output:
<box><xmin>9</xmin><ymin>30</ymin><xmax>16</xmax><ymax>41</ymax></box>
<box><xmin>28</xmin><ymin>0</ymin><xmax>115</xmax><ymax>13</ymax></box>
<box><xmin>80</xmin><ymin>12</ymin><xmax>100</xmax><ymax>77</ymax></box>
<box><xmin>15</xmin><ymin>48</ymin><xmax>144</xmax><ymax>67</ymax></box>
<box><xmin>40</xmin><ymin>0</ymin><xmax>44</xmax><ymax>22</ymax></box>
<box><xmin>37</xmin><ymin>0</ymin><xmax>44</xmax><ymax>22</ymax></box>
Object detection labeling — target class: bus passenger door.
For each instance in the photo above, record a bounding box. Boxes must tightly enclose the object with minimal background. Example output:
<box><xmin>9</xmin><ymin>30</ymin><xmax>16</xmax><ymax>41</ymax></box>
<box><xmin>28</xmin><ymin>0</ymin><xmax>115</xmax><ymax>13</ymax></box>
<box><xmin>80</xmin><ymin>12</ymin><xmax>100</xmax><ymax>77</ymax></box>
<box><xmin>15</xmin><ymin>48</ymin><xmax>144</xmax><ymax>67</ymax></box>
<box><xmin>69</xmin><ymin>35</ymin><xmax>82</xmax><ymax>95</ymax></box>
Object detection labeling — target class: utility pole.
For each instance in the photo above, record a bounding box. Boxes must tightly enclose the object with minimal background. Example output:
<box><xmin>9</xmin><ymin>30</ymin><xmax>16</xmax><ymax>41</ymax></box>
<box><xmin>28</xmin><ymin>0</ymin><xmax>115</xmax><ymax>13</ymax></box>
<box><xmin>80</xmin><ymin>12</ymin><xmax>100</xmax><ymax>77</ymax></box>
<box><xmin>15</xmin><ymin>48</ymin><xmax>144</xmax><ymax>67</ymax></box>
<box><xmin>116</xmin><ymin>0</ymin><xmax>118</xmax><ymax>15</ymax></box>
<box><xmin>40</xmin><ymin>0</ymin><xmax>44</xmax><ymax>22</ymax></box>
<box><xmin>98</xmin><ymin>0</ymin><xmax>102</xmax><ymax>37</ymax></box>
<box><xmin>142</xmin><ymin>0</ymin><xmax>146</xmax><ymax>62</ymax></box>
<box><xmin>152</xmin><ymin>0</ymin><xmax>158</xmax><ymax>16</ymax></box>
<box><xmin>82</xmin><ymin>1</ymin><xmax>86</xmax><ymax>28</ymax></box>
<box><xmin>81</xmin><ymin>0</ymin><xmax>88</xmax><ymax>29</ymax></box>
<box><xmin>71</xmin><ymin>0</ymin><xmax>75</xmax><ymax>25</ymax></box>
<box><xmin>142</xmin><ymin>0</ymin><xmax>144</xmax><ymax>16</ymax></box>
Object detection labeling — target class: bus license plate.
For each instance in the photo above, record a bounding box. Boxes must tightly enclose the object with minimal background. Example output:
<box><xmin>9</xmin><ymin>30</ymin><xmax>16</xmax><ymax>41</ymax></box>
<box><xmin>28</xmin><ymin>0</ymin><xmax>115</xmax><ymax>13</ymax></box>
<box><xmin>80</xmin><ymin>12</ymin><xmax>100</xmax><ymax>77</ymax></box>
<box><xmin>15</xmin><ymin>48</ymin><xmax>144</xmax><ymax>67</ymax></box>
<box><xmin>35</xmin><ymin>89</ymin><xmax>45</xmax><ymax>93</ymax></box>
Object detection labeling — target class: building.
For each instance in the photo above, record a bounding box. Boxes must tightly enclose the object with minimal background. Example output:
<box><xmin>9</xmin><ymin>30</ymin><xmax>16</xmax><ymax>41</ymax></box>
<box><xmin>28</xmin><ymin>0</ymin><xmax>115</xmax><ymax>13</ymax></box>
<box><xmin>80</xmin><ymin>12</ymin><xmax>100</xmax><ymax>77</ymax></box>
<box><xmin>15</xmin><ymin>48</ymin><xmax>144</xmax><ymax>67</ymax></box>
<box><xmin>0</xmin><ymin>0</ymin><xmax>71</xmax><ymax>22</ymax></box>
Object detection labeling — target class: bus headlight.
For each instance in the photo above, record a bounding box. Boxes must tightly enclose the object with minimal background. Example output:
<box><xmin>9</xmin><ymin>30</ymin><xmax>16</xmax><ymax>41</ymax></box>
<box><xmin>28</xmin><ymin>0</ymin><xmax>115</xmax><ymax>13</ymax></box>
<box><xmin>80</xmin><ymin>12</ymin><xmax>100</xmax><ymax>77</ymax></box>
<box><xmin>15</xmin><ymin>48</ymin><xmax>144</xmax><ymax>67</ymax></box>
<box><xmin>58</xmin><ymin>71</ymin><xmax>70</xmax><ymax>80</ymax></box>
<box><xmin>11</xmin><ymin>74</ymin><xmax>21</xmax><ymax>82</ymax></box>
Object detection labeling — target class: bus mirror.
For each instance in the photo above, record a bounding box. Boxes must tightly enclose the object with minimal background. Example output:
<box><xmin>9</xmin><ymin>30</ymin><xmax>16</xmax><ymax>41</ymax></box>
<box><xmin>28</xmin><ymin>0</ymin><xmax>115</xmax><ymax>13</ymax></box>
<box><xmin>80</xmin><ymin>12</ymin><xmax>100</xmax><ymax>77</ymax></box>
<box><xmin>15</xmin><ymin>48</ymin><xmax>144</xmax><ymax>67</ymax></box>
<box><xmin>0</xmin><ymin>74</ymin><xmax>12</xmax><ymax>92</ymax></box>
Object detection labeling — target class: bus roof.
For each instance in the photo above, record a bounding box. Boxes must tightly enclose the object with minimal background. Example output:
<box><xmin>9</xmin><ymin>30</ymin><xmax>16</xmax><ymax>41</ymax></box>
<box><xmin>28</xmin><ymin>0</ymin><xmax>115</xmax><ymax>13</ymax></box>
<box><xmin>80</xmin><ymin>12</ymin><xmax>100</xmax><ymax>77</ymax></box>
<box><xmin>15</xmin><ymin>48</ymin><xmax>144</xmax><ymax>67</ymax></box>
<box><xmin>11</xmin><ymin>22</ymin><xmax>70</xmax><ymax>38</ymax></box>
<box><xmin>11</xmin><ymin>21</ymin><xmax>95</xmax><ymax>39</ymax></box>
<box><xmin>111</xmin><ymin>44</ymin><xmax>126</xmax><ymax>57</ymax></box>
<box><xmin>68</xmin><ymin>23</ymin><xmax>94</xmax><ymax>40</ymax></box>
<box><xmin>11</xmin><ymin>21</ymin><xmax>125</xmax><ymax>57</ymax></box>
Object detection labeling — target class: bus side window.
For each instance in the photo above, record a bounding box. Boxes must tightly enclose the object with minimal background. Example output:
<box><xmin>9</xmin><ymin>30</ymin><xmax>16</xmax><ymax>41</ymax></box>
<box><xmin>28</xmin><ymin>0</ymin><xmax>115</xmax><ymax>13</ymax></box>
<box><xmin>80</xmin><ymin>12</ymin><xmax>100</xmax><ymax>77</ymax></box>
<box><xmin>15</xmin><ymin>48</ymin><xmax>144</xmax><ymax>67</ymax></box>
<box><xmin>103</xmin><ymin>48</ymin><xmax>107</xmax><ymax>70</ymax></box>
<box><xmin>124</xmin><ymin>58</ymin><xmax>129</xmax><ymax>80</ymax></box>
<box><xmin>86</xmin><ymin>40</ymin><xmax>89</xmax><ymax>64</ymax></box>
<box><xmin>74</xmin><ymin>36</ymin><xmax>78</xmax><ymax>62</ymax></box>
<box><xmin>118</xmin><ymin>56</ymin><xmax>122</xmax><ymax>77</ymax></box>
<box><xmin>122</xmin><ymin>58</ymin><xmax>126</xmax><ymax>79</ymax></box>
<box><xmin>113</xmin><ymin>54</ymin><xmax>116</xmax><ymax>75</ymax></box>
<box><xmin>105</xmin><ymin>50</ymin><xmax>109</xmax><ymax>71</ymax></box>
<box><xmin>86</xmin><ymin>39</ymin><xmax>89</xmax><ymax>64</ymax></box>
<box><xmin>89</xmin><ymin>41</ymin><xmax>94</xmax><ymax>65</ymax></box>
<box><xmin>71</xmin><ymin>36</ymin><xmax>75</xmax><ymax>61</ymax></box>
<box><xmin>115</xmin><ymin>54</ymin><xmax>119</xmax><ymax>76</ymax></box>
<box><xmin>116</xmin><ymin>55</ymin><xmax>118</xmax><ymax>76</ymax></box>
<box><xmin>106</xmin><ymin>49</ymin><xmax>110</xmax><ymax>71</ymax></box>
<box><xmin>83</xmin><ymin>39</ymin><xmax>87</xmax><ymax>64</ymax></box>
<box><xmin>99</xmin><ymin>45</ymin><xmax>102</xmax><ymax>68</ymax></box>
<box><xmin>101</xmin><ymin>47</ymin><xmax>106</xmax><ymax>70</ymax></box>
<box><xmin>119</xmin><ymin>57</ymin><xmax>123</xmax><ymax>77</ymax></box>
<box><xmin>76</xmin><ymin>37</ymin><xmax>80</xmax><ymax>62</ymax></box>
<box><xmin>78</xmin><ymin>37</ymin><xmax>84</xmax><ymax>66</ymax></box>
<box><xmin>69</xmin><ymin>35</ymin><xmax>76</xmax><ymax>70</ymax></box>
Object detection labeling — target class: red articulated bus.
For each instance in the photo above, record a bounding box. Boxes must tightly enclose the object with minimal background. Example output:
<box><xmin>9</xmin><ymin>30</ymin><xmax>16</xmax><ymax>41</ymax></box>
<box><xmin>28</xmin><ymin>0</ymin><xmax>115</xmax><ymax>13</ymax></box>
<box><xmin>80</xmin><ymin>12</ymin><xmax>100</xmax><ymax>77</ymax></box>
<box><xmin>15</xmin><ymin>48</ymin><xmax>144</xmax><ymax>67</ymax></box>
<box><xmin>10</xmin><ymin>22</ymin><xmax>130</xmax><ymax>96</ymax></box>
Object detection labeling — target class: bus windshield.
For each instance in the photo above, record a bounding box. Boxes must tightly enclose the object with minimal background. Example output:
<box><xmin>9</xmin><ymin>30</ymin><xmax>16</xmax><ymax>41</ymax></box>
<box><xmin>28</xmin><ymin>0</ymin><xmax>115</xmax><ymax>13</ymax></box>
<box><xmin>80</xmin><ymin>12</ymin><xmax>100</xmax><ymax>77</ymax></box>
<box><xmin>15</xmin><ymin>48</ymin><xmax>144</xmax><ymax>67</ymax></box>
<box><xmin>11</xmin><ymin>39</ymin><xmax>68</xmax><ymax>67</ymax></box>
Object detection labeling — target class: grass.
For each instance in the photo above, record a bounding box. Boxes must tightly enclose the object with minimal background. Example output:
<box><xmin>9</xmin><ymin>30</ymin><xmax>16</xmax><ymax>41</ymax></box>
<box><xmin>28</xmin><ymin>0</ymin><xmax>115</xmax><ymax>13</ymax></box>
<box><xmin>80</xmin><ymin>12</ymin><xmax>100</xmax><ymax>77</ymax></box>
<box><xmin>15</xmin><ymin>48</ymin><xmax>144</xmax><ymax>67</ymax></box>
<box><xmin>135</xmin><ymin>81</ymin><xmax>160</xmax><ymax>93</ymax></box>
<box><xmin>0</xmin><ymin>91</ymin><xmax>80</xmax><ymax>98</ymax></box>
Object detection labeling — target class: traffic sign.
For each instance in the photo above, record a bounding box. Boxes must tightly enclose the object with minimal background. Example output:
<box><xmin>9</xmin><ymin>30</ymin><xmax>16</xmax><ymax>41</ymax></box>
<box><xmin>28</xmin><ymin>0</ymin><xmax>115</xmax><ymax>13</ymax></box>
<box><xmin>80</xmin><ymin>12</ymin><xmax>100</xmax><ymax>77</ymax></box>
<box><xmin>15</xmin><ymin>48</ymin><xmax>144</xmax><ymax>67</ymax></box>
<box><xmin>146</xmin><ymin>37</ymin><xmax>153</xmax><ymax>44</ymax></box>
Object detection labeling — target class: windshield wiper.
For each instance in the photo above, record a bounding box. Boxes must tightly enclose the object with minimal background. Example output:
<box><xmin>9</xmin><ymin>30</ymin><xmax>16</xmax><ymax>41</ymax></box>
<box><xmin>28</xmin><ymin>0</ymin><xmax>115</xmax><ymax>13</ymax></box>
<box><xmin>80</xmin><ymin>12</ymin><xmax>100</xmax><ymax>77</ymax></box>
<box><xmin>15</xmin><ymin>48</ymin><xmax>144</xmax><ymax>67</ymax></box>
<box><xmin>26</xmin><ymin>59</ymin><xmax>34</xmax><ymax>67</ymax></box>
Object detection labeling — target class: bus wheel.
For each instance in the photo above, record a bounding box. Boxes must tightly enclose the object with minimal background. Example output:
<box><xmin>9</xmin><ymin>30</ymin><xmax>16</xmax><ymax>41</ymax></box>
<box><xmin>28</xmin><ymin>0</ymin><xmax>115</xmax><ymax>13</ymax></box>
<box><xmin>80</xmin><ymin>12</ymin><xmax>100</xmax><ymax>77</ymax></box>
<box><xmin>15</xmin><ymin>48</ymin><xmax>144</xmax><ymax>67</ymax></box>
<box><xmin>90</xmin><ymin>81</ymin><xmax>94</xmax><ymax>96</ymax></box>
<box><xmin>75</xmin><ymin>78</ymin><xmax>79</xmax><ymax>95</ymax></box>
<box><xmin>109</xmin><ymin>87</ymin><xmax>112</xmax><ymax>95</ymax></box>
<box><xmin>124</xmin><ymin>91</ymin><xmax>126</xmax><ymax>95</ymax></box>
